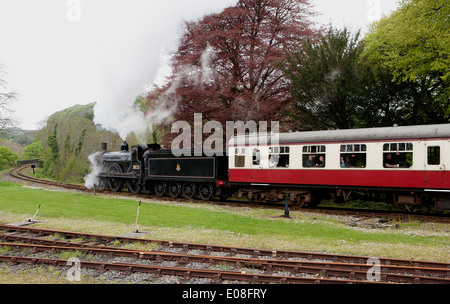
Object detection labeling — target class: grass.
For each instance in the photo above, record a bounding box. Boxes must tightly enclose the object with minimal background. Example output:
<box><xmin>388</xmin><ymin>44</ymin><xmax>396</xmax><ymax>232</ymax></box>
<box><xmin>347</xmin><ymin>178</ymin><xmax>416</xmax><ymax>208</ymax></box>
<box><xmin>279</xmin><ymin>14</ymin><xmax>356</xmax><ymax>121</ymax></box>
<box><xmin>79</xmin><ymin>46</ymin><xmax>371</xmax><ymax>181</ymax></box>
<box><xmin>0</xmin><ymin>181</ymin><xmax>448</xmax><ymax>264</ymax></box>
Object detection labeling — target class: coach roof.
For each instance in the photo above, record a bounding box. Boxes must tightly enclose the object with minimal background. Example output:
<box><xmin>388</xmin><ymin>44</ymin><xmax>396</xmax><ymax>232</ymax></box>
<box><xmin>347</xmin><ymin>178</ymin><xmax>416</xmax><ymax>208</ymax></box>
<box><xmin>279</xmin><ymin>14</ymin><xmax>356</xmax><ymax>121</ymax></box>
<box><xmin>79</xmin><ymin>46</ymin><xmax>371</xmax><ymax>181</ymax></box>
<box><xmin>229</xmin><ymin>123</ymin><xmax>450</xmax><ymax>146</ymax></box>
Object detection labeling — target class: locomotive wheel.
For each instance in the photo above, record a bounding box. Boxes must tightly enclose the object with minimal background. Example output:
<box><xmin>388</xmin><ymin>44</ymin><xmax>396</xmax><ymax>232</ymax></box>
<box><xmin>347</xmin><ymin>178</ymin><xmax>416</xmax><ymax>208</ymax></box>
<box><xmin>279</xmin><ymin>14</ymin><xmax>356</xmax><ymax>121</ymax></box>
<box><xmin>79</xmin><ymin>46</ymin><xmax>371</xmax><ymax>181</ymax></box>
<box><xmin>107</xmin><ymin>164</ymin><xmax>123</xmax><ymax>192</ymax></box>
<box><xmin>168</xmin><ymin>182</ymin><xmax>181</xmax><ymax>198</ymax></box>
<box><xmin>154</xmin><ymin>182</ymin><xmax>167</xmax><ymax>197</ymax></box>
<box><xmin>182</xmin><ymin>183</ymin><xmax>196</xmax><ymax>199</ymax></box>
<box><xmin>97</xmin><ymin>178</ymin><xmax>107</xmax><ymax>191</ymax></box>
<box><xmin>127</xmin><ymin>179</ymin><xmax>141</xmax><ymax>194</ymax></box>
<box><xmin>198</xmin><ymin>183</ymin><xmax>215</xmax><ymax>201</ymax></box>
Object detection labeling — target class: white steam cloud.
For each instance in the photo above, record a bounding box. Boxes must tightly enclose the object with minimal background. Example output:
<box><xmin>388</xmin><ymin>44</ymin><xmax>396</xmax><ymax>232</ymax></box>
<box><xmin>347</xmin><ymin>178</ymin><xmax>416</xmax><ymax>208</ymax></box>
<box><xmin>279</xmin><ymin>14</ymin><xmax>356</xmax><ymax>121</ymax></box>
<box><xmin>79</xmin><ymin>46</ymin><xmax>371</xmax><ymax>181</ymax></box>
<box><xmin>90</xmin><ymin>0</ymin><xmax>238</xmax><ymax>141</ymax></box>
<box><xmin>84</xmin><ymin>152</ymin><xmax>104</xmax><ymax>190</ymax></box>
<box><xmin>84</xmin><ymin>1</ymin><xmax>236</xmax><ymax>190</ymax></box>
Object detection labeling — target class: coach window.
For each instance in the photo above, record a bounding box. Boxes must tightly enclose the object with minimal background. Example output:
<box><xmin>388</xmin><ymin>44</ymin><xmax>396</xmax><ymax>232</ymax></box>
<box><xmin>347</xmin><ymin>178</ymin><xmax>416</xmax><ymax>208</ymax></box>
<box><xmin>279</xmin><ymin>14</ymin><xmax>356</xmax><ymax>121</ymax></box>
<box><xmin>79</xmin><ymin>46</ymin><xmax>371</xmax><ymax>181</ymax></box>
<box><xmin>269</xmin><ymin>146</ymin><xmax>290</xmax><ymax>168</ymax></box>
<box><xmin>382</xmin><ymin>143</ymin><xmax>413</xmax><ymax>168</ymax></box>
<box><xmin>427</xmin><ymin>146</ymin><xmax>440</xmax><ymax>165</ymax></box>
<box><xmin>340</xmin><ymin>144</ymin><xmax>366</xmax><ymax>168</ymax></box>
<box><xmin>234</xmin><ymin>147</ymin><xmax>245</xmax><ymax>167</ymax></box>
<box><xmin>302</xmin><ymin>145</ymin><xmax>326</xmax><ymax>168</ymax></box>
<box><xmin>252</xmin><ymin>148</ymin><xmax>260</xmax><ymax>165</ymax></box>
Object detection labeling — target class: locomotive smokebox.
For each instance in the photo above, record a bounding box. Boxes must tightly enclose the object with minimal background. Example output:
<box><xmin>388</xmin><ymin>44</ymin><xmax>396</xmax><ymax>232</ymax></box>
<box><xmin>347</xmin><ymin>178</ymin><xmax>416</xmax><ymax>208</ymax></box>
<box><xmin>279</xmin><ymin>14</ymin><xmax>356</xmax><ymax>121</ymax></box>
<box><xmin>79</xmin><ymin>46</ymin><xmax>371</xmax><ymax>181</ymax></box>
<box><xmin>101</xmin><ymin>143</ymin><xmax>107</xmax><ymax>151</ymax></box>
<box><xmin>121</xmin><ymin>141</ymin><xmax>129</xmax><ymax>152</ymax></box>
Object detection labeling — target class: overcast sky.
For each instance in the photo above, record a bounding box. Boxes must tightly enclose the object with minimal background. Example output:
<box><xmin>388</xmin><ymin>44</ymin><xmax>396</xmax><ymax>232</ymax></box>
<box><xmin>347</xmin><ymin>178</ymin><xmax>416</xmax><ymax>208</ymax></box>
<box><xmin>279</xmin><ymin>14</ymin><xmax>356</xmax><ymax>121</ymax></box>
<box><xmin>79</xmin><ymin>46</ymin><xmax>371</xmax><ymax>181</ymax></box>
<box><xmin>0</xmin><ymin>0</ymin><xmax>400</xmax><ymax>131</ymax></box>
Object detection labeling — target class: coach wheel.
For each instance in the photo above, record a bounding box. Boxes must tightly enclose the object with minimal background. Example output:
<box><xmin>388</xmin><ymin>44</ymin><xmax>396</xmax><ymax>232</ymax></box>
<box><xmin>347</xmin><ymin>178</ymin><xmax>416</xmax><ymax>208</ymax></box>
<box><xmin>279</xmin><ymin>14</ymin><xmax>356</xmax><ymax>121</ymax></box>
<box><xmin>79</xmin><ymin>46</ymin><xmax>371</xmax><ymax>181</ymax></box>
<box><xmin>306</xmin><ymin>200</ymin><xmax>321</xmax><ymax>208</ymax></box>
<box><xmin>182</xmin><ymin>183</ymin><xmax>197</xmax><ymax>199</ymax></box>
<box><xmin>291</xmin><ymin>194</ymin><xmax>306</xmax><ymax>208</ymax></box>
<box><xmin>199</xmin><ymin>183</ymin><xmax>215</xmax><ymax>201</ymax></box>
<box><xmin>127</xmin><ymin>179</ymin><xmax>141</xmax><ymax>194</ymax></box>
<box><xmin>218</xmin><ymin>188</ymin><xmax>233</xmax><ymax>202</ymax></box>
<box><xmin>154</xmin><ymin>182</ymin><xmax>167</xmax><ymax>197</ymax></box>
<box><xmin>107</xmin><ymin>164</ymin><xmax>123</xmax><ymax>192</ymax></box>
<box><xmin>168</xmin><ymin>182</ymin><xmax>181</xmax><ymax>198</ymax></box>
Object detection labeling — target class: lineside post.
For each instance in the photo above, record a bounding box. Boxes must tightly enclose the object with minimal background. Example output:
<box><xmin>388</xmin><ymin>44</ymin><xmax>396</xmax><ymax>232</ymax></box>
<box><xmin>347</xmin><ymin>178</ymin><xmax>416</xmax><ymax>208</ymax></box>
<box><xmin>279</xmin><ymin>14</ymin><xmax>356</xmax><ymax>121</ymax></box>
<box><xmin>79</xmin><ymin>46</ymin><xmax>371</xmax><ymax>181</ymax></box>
<box><xmin>28</xmin><ymin>204</ymin><xmax>41</xmax><ymax>222</ymax></box>
<box><xmin>135</xmin><ymin>201</ymin><xmax>141</xmax><ymax>233</ymax></box>
<box><xmin>283</xmin><ymin>190</ymin><xmax>290</xmax><ymax>218</ymax></box>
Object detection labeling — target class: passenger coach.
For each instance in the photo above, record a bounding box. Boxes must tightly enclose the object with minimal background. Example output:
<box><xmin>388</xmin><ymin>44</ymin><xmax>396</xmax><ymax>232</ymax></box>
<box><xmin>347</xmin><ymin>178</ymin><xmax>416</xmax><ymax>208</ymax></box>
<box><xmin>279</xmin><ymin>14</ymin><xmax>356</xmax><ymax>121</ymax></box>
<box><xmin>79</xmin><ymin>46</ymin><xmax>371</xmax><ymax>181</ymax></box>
<box><xmin>228</xmin><ymin>124</ymin><xmax>450</xmax><ymax>211</ymax></box>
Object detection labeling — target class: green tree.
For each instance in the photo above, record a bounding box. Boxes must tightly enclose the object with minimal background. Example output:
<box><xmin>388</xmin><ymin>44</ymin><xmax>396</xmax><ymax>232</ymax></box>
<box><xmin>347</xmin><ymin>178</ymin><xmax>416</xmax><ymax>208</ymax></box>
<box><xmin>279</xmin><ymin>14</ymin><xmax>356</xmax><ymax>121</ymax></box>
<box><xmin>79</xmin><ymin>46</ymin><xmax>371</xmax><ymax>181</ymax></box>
<box><xmin>44</xmin><ymin>124</ymin><xmax>59</xmax><ymax>177</ymax></box>
<box><xmin>22</xmin><ymin>142</ymin><xmax>45</xmax><ymax>159</ymax></box>
<box><xmin>363</xmin><ymin>0</ymin><xmax>450</xmax><ymax>121</ymax></box>
<box><xmin>282</xmin><ymin>26</ymin><xmax>366</xmax><ymax>130</ymax></box>
<box><xmin>0</xmin><ymin>146</ymin><xmax>18</xmax><ymax>169</ymax></box>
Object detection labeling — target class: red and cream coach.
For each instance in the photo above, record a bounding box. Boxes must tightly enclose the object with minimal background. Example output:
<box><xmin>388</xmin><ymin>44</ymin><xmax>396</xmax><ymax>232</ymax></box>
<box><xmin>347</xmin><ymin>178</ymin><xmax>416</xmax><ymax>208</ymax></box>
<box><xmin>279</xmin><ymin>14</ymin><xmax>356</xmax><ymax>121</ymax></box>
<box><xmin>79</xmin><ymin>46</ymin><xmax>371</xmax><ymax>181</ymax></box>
<box><xmin>227</xmin><ymin>124</ymin><xmax>450</xmax><ymax>211</ymax></box>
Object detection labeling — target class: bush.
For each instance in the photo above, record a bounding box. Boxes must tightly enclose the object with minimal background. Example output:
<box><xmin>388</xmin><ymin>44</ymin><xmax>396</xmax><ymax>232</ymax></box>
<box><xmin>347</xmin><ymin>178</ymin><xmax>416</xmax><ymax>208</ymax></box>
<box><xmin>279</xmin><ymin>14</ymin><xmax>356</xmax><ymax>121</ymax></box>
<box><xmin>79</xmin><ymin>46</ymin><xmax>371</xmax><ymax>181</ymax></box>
<box><xmin>22</xmin><ymin>142</ymin><xmax>44</xmax><ymax>159</ymax></box>
<box><xmin>0</xmin><ymin>146</ymin><xmax>18</xmax><ymax>170</ymax></box>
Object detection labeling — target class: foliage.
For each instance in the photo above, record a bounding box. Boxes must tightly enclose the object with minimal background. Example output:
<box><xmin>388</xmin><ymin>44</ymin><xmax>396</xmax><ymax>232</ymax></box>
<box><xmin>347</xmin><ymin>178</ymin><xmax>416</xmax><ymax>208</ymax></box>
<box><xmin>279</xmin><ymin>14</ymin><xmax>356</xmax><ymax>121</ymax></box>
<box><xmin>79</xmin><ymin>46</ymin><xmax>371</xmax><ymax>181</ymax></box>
<box><xmin>35</xmin><ymin>103</ymin><xmax>121</xmax><ymax>182</ymax></box>
<box><xmin>35</xmin><ymin>103</ymin><xmax>161</xmax><ymax>183</ymax></box>
<box><xmin>363</xmin><ymin>0</ymin><xmax>450</xmax><ymax>122</ymax></box>
<box><xmin>158</xmin><ymin>0</ymin><xmax>318</xmax><ymax>130</ymax></box>
<box><xmin>43</xmin><ymin>124</ymin><xmax>59</xmax><ymax>177</ymax></box>
<box><xmin>284</xmin><ymin>9</ymin><xmax>450</xmax><ymax>131</ymax></box>
<box><xmin>0</xmin><ymin>146</ymin><xmax>18</xmax><ymax>169</ymax></box>
<box><xmin>282</xmin><ymin>26</ymin><xmax>367</xmax><ymax>130</ymax></box>
<box><xmin>22</xmin><ymin>142</ymin><xmax>45</xmax><ymax>159</ymax></box>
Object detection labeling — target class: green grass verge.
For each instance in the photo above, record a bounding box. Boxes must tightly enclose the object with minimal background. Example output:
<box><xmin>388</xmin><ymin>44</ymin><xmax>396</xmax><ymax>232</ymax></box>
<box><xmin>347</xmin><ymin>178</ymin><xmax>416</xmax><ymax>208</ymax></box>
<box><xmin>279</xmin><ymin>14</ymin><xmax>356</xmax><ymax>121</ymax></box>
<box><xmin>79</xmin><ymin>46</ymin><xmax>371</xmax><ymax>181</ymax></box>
<box><xmin>0</xmin><ymin>181</ymin><xmax>449</xmax><ymax>263</ymax></box>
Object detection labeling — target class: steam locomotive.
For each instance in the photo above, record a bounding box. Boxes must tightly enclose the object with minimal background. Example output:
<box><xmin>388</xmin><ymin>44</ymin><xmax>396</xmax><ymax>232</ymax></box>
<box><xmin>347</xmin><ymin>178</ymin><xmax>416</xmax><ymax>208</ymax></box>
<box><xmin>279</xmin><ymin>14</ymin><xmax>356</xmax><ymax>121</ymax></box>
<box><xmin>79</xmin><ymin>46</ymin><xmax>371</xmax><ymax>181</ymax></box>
<box><xmin>92</xmin><ymin>123</ymin><xmax>450</xmax><ymax>211</ymax></box>
<box><xmin>94</xmin><ymin>142</ymin><xmax>229</xmax><ymax>201</ymax></box>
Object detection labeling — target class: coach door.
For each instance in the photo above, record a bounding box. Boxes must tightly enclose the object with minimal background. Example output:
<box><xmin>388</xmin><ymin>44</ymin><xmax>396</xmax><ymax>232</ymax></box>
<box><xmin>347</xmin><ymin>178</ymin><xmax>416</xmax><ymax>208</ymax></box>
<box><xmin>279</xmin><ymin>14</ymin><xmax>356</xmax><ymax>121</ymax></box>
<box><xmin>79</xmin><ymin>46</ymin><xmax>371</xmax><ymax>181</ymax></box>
<box><xmin>425</xmin><ymin>143</ymin><xmax>445</xmax><ymax>188</ymax></box>
<box><xmin>250</xmin><ymin>146</ymin><xmax>263</xmax><ymax>182</ymax></box>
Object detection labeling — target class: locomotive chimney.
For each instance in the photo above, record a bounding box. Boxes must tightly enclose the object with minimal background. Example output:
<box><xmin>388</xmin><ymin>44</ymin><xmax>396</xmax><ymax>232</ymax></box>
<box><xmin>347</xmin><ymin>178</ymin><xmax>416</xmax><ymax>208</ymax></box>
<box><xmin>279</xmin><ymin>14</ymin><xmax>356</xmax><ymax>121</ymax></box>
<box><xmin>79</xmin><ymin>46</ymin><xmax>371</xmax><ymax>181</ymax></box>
<box><xmin>121</xmin><ymin>141</ymin><xmax>129</xmax><ymax>152</ymax></box>
<box><xmin>101</xmin><ymin>143</ymin><xmax>107</xmax><ymax>151</ymax></box>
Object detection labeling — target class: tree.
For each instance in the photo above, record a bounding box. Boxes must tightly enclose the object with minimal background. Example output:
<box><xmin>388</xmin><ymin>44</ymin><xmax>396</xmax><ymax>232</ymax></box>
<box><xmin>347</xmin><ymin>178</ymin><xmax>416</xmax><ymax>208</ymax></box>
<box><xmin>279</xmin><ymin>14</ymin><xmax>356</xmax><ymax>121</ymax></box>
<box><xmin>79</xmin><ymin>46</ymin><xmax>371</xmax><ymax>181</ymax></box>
<box><xmin>282</xmin><ymin>26</ymin><xmax>366</xmax><ymax>130</ymax></box>
<box><xmin>363</xmin><ymin>0</ymin><xmax>450</xmax><ymax>122</ymax></box>
<box><xmin>159</xmin><ymin>0</ymin><xmax>317</xmax><ymax>128</ymax></box>
<box><xmin>0</xmin><ymin>64</ymin><xmax>18</xmax><ymax>131</ymax></box>
<box><xmin>22</xmin><ymin>142</ymin><xmax>45</xmax><ymax>159</ymax></box>
<box><xmin>44</xmin><ymin>124</ymin><xmax>59</xmax><ymax>177</ymax></box>
<box><xmin>0</xmin><ymin>146</ymin><xmax>18</xmax><ymax>170</ymax></box>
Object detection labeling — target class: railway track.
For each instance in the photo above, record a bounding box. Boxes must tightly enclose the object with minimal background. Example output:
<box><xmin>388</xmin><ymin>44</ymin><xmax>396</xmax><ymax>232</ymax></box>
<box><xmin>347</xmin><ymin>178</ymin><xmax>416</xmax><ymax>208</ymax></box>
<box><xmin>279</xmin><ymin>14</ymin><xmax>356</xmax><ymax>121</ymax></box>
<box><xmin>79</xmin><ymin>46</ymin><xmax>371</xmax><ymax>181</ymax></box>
<box><xmin>0</xmin><ymin>224</ymin><xmax>449</xmax><ymax>284</ymax></box>
<box><xmin>7</xmin><ymin>164</ymin><xmax>450</xmax><ymax>224</ymax></box>
<box><xmin>8</xmin><ymin>165</ymin><xmax>87</xmax><ymax>192</ymax></box>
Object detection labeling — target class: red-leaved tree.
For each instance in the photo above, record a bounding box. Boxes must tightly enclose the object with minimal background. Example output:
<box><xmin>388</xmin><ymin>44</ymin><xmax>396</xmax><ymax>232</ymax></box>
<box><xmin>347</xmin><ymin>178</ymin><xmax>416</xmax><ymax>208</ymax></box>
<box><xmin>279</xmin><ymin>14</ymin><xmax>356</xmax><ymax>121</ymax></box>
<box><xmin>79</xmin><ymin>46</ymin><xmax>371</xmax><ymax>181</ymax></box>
<box><xmin>156</xmin><ymin>0</ymin><xmax>318</xmax><ymax>131</ymax></box>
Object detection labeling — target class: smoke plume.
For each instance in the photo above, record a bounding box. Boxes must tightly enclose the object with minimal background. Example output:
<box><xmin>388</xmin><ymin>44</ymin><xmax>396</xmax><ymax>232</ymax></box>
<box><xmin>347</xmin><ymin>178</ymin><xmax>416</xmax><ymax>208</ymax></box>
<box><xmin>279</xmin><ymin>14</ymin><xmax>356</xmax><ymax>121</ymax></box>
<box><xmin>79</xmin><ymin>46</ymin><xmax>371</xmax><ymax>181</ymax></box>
<box><xmin>84</xmin><ymin>1</ymin><xmax>236</xmax><ymax>189</ymax></box>
<box><xmin>84</xmin><ymin>152</ymin><xmax>104</xmax><ymax>190</ymax></box>
<box><xmin>91</xmin><ymin>0</ymin><xmax>238</xmax><ymax>141</ymax></box>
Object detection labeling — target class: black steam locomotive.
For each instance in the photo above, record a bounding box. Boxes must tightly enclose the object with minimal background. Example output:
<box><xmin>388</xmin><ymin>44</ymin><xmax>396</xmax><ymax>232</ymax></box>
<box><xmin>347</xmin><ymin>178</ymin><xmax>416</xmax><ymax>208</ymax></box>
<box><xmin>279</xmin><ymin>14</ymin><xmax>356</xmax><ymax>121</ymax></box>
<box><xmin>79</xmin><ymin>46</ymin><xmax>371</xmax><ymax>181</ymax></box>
<box><xmin>94</xmin><ymin>142</ymin><xmax>229</xmax><ymax>201</ymax></box>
